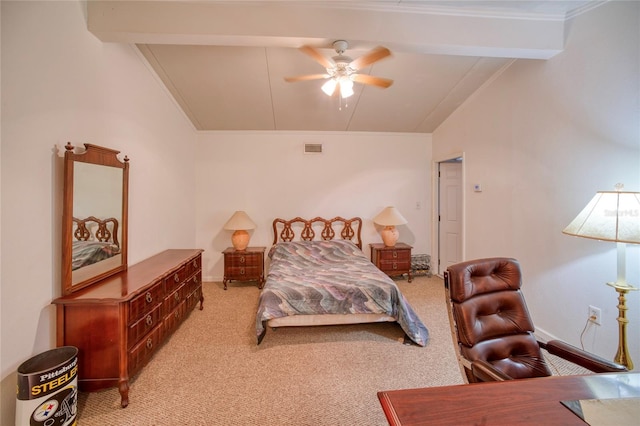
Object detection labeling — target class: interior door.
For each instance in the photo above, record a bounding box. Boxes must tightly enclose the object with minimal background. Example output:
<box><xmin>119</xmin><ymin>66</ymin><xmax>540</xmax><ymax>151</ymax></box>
<box><xmin>438</xmin><ymin>160</ymin><xmax>462</xmax><ymax>275</ymax></box>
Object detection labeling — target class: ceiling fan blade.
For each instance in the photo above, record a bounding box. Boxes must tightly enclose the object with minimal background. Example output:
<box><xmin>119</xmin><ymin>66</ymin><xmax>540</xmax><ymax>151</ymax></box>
<box><xmin>299</xmin><ymin>45</ymin><xmax>334</xmax><ymax>69</ymax></box>
<box><xmin>352</xmin><ymin>74</ymin><xmax>394</xmax><ymax>88</ymax></box>
<box><xmin>284</xmin><ymin>74</ymin><xmax>330</xmax><ymax>83</ymax></box>
<box><xmin>349</xmin><ymin>46</ymin><xmax>391</xmax><ymax>70</ymax></box>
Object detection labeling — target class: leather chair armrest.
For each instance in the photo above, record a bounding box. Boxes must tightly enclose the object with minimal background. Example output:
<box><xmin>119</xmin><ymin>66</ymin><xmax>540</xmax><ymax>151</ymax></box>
<box><xmin>471</xmin><ymin>360</ymin><xmax>514</xmax><ymax>382</ymax></box>
<box><xmin>542</xmin><ymin>340</ymin><xmax>627</xmax><ymax>373</ymax></box>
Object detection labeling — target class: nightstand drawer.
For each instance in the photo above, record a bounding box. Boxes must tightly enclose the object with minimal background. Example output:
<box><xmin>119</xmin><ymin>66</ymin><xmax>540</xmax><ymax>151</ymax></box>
<box><xmin>379</xmin><ymin>259</ymin><xmax>410</xmax><ymax>270</ymax></box>
<box><xmin>225</xmin><ymin>254</ymin><xmax>261</xmax><ymax>268</ymax></box>
<box><xmin>378</xmin><ymin>249</ymin><xmax>411</xmax><ymax>262</ymax></box>
<box><xmin>226</xmin><ymin>265</ymin><xmax>261</xmax><ymax>277</ymax></box>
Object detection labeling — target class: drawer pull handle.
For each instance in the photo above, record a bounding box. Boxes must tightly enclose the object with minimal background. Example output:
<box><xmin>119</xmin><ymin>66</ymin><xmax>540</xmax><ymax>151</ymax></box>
<box><xmin>393</xmin><ymin>263</ymin><xmax>398</xmax><ymax>270</ymax></box>
<box><xmin>174</xmin><ymin>292</ymin><xmax>180</xmax><ymax>301</ymax></box>
<box><xmin>145</xmin><ymin>292</ymin><xmax>152</xmax><ymax>303</ymax></box>
<box><xmin>192</xmin><ymin>260</ymin><xmax>198</xmax><ymax>268</ymax></box>
<box><xmin>240</xmin><ymin>256</ymin><xmax>245</xmax><ymax>264</ymax></box>
<box><xmin>174</xmin><ymin>311</ymin><xmax>180</xmax><ymax>320</ymax></box>
<box><xmin>240</xmin><ymin>267</ymin><xmax>245</xmax><ymax>275</ymax></box>
<box><xmin>194</xmin><ymin>276</ymin><xmax>199</xmax><ymax>283</ymax></box>
<box><xmin>174</xmin><ymin>273</ymin><xmax>180</xmax><ymax>283</ymax></box>
<box><xmin>146</xmin><ymin>338</ymin><xmax>153</xmax><ymax>350</ymax></box>
<box><xmin>393</xmin><ymin>251</ymin><xmax>398</xmax><ymax>258</ymax></box>
<box><xmin>146</xmin><ymin>315</ymin><xmax>153</xmax><ymax>326</ymax></box>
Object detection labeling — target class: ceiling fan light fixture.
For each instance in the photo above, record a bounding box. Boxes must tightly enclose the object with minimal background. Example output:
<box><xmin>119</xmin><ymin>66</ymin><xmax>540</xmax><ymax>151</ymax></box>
<box><xmin>340</xmin><ymin>79</ymin><xmax>354</xmax><ymax>98</ymax></box>
<box><xmin>321</xmin><ymin>79</ymin><xmax>337</xmax><ymax>96</ymax></box>
<box><xmin>287</xmin><ymin>41</ymin><xmax>393</xmax><ymax>99</ymax></box>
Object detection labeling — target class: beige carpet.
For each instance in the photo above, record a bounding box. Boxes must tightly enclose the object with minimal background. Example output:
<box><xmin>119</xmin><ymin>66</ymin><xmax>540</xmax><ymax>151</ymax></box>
<box><xmin>76</xmin><ymin>275</ymin><xmax>465</xmax><ymax>425</ymax></box>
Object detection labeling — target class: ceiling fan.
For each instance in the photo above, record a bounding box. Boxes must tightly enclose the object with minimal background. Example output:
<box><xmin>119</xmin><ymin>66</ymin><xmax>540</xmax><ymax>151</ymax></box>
<box><xmin>284</xmin><ymin>40</ymin><xmax>393</xmax><ymax>98</ymax></box>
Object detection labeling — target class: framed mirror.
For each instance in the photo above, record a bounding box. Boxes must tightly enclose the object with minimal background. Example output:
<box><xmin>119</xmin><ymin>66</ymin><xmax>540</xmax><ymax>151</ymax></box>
<box><xmin>61</xmin><ymin>143</ymin><xmax>129</xmax><ymax>295</ymax></box>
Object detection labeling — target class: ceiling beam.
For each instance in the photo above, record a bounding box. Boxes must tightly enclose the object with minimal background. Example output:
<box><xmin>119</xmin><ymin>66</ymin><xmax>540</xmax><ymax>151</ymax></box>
<box><xmin>87</xmin><ymin>1</ymin><xmax>567</xmax><ymax>59</ymax></box>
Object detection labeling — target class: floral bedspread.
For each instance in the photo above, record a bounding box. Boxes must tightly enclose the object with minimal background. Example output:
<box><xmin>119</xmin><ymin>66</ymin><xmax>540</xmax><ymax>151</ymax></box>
<box><xmin>255</xmin><ymin>240</ymin><xmax>429</xmax><ymax>346</ymax></box>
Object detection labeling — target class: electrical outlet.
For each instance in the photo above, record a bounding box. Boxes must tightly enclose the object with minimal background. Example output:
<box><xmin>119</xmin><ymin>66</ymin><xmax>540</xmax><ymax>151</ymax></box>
<box><xmin>588</xmin><ymin>305</ymin><xmax>602</xmax><ymax>325</ymax></box>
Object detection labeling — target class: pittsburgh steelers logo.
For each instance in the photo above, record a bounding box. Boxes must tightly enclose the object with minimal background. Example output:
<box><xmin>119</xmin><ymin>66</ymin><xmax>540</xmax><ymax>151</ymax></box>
<box><xmin>29</xmin><ymin>385</ymin><xmax>77</xmax><ymax>426</ymax></box>
<box><xmin>32</xmin><ymin>400</ymin><xmax>58</xmax><ymax>422</ymax></box>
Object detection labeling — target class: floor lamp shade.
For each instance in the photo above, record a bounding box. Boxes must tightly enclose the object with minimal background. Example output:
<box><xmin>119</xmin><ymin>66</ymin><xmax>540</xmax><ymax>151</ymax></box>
<box><xmin>373</xmin><ymin>206</ymin><xmax>408</xmax><ymax>247</ymax></box>
<box><xmin>562</xmin><ymin>188</ymin><xmax>640</xmax><ymax>245</ymax></box>
<box><xmin>562</xmin><ymin>184</ymin><xmax>640</xmax><ymax>369</ymax></box>
<box><xmin>223</xmin><ymin>211</ymin><xmax>256</xmax><ymax>251</ymax></box>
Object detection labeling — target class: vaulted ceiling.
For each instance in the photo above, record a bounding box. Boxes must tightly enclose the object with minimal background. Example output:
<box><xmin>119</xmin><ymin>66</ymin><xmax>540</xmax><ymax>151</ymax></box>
<box><xmin>87</xmin><ymin>1</ymin><xmax>604</xmax><ymax>133</ymax></box>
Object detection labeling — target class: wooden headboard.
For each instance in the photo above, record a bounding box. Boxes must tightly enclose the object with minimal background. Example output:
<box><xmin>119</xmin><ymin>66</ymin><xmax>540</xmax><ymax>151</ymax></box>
<box><xmin>73</xmin><ymin>216</ymin><xmax>120</xmax><ymax>248</ymax></box>
<box><xmin>272</xmin><ymin>217</ymin><xmax>363</xmax><ymax>249</ymax></box>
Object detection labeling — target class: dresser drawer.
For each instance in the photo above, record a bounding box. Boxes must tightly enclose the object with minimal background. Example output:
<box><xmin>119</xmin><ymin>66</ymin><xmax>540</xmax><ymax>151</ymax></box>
<box><xmin>186</xmin><ymin>254</ymin><xmax>201</xmax><ymax>277</ymax></box>
<box><xmin>164</xmin><ymin>301</ymin><xmax>187</xmax><ymax>336</ymax></box>
<box><xmin>185</xmin><ymin>274</ymin><xmax>200</xmax><ymax>295</ymax></box>
<box><xmin>127</xmin><ymin>303</ymin><xmax>162</xmax><ymax>349</ymax></box>
<box><xmin>128</xmin><ymin>281</ymin><xmax>163</xmax><ymax>325</ymax></box>
<box><xmin>163</xmin><ymin>285</ymin><xmax>185</xmax><ymax>316</ymax></box>
<box><xmin>163</xmin><ymin>265</ymin><xmax>187</xmax><ymax>293</ymax></box>
<box><xmin>185</xmin><ymin>285</ymin><xmax>202</xmax><ymax>311</ymax></box>
<box><xmin>128</xmin><ymin>324</ymin><xmax>163</xmax><ymax>375</ymax></box>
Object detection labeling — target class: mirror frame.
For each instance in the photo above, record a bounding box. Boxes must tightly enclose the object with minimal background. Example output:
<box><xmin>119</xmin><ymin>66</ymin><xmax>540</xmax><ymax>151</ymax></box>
<box><xmin>61</xmin><ymin>142</ymin><xmax>129</xmax><ymax>295</ymax></box>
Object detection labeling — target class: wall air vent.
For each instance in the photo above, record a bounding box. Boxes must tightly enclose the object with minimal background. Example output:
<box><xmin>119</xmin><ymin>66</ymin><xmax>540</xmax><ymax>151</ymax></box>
<box><xmin>304</xmin><ymin>143</ymin><xmax>323</xmax><ymax>154</ymax></box>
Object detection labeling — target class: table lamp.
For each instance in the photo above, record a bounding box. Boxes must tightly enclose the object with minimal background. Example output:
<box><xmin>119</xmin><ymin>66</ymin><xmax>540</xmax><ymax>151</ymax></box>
<box><xmin>373</xmin><ymin>206</ymin><xmax>408</xmax><ymax>247</ymax></box>
<box><xmin>223</xmin><ymin>211</ymin><xmax>256</xmax><ymax>251</ymax></box>
<box><xmin>562</xmin><ymin>183</ymin><xmax>640</xmax><ymax>369</ymax></box>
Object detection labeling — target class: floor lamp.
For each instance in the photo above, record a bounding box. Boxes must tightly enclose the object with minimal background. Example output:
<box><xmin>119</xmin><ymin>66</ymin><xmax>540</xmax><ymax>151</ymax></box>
<box><xmin>563</xmin><ymin>184</ymin><xmax>640</xmax><ymax>370</ymax></box>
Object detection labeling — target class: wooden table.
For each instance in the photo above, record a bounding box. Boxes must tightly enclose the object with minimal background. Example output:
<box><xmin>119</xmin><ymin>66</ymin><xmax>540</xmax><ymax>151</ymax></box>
<box><xmin>378</xmin><ymin>372</ymin><xmax>640</xmax><ymax>425</ymax></box>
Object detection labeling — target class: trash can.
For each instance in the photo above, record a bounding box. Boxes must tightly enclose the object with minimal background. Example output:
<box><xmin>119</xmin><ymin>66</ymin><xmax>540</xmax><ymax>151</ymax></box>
<box><xmin>15</xmin><ymin>346</ymin><xmax>78</xmax><ymax>426</ymax></box>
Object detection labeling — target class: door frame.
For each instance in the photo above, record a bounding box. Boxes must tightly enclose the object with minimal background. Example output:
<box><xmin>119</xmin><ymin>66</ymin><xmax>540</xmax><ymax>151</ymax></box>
<box><xmin>431</xmin><ymin>152</ymin><xmax>466</xmax><ymax>277</ymax></box>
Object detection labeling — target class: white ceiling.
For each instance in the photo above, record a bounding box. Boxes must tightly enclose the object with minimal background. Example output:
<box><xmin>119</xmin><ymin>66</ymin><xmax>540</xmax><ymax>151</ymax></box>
<box><xmin>87</xmin><ymin>1</ymin><xmax>605</xmax><ymax>133</ymax></box>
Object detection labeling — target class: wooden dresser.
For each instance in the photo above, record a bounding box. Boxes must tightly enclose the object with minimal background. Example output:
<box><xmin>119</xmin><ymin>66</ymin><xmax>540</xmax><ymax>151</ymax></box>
<box><xmin>53</xmin><ymin>249</ymin><xmax>203</xmax><ymax>408</ymax></box>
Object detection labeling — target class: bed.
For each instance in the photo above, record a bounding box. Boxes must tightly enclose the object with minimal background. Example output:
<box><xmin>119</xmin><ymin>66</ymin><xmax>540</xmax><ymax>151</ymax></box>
<box><xmin>71</xmin><ymin>216</ymin><xmax>121</xmax><ymax>271</ymax></box>
<box><xmin>255</xmin><ymin>216</ymin><xmax>429</xmax><ymax>346</ymax></box>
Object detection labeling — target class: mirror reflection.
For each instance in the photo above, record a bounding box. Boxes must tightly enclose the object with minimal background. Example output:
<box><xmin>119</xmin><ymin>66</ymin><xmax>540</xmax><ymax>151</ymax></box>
<box><xmin>71</xmin><ymin>162</ymin><xmax>123</xmax><ymax>284</ymax></box>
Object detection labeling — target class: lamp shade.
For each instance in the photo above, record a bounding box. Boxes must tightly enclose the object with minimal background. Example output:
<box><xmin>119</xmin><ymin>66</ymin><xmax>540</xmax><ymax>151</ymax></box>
<box><xmin>373</xmin><ymin>206</ymin><xmax>408</xmax><ymax>226</ymax></box>
<box><xmin>224</xmin><ymin>211</ymin><xmax>256</xmax><ymax>250</ymax></box>
<box><xmin>223</xmin><ymin>211</ymin><xmax>256</xmax><ymax>231</ymax></box>
<box><xmin>562</xmin><ymin>189</ymin><xmax>640</xmax><ymax>244</ymax></box>
<box><xmin>373</xmin><ymin>206</ymin><xmax>407</xmax><ymax>247</ymax></box>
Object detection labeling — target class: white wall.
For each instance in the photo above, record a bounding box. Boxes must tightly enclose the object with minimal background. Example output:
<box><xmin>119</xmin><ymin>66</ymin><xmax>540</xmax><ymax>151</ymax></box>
<box><xmin>196</xmin><ymin>131</ymin><xmax>432</xmax><ymax>281</ymax></box>
<box><xmin>0</xmin><ymin>1</ymin><xmax>197</xmax><ymax>422</ymax></box>
<box><xmin>2</xmin><ymin>2</ymin><xmax>636</xmax><ymax>423</ymax></box>
<box><xmin>433</xmin><ymin>1</ymin><xmax>640</xmax><ymax>367</ymax></box>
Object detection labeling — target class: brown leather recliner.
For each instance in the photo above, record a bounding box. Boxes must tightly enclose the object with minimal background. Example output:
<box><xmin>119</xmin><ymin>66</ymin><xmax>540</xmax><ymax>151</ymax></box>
<box><xmin>444</xmin><ymin>257</ymin><xmax>626</xmax><ymax>383</ymax></box>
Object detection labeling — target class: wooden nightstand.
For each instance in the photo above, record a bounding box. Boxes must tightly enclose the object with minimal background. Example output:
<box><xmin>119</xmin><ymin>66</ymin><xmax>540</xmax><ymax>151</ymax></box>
<box><xmin>370</xmin><ymin>243</ymin><xmax>413</xmax><ymax>282</ymax></box>
<box><xmin>222</xmin><ymin>247</ymin><xmax>266</xmax><ymax>290</ymax></box>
